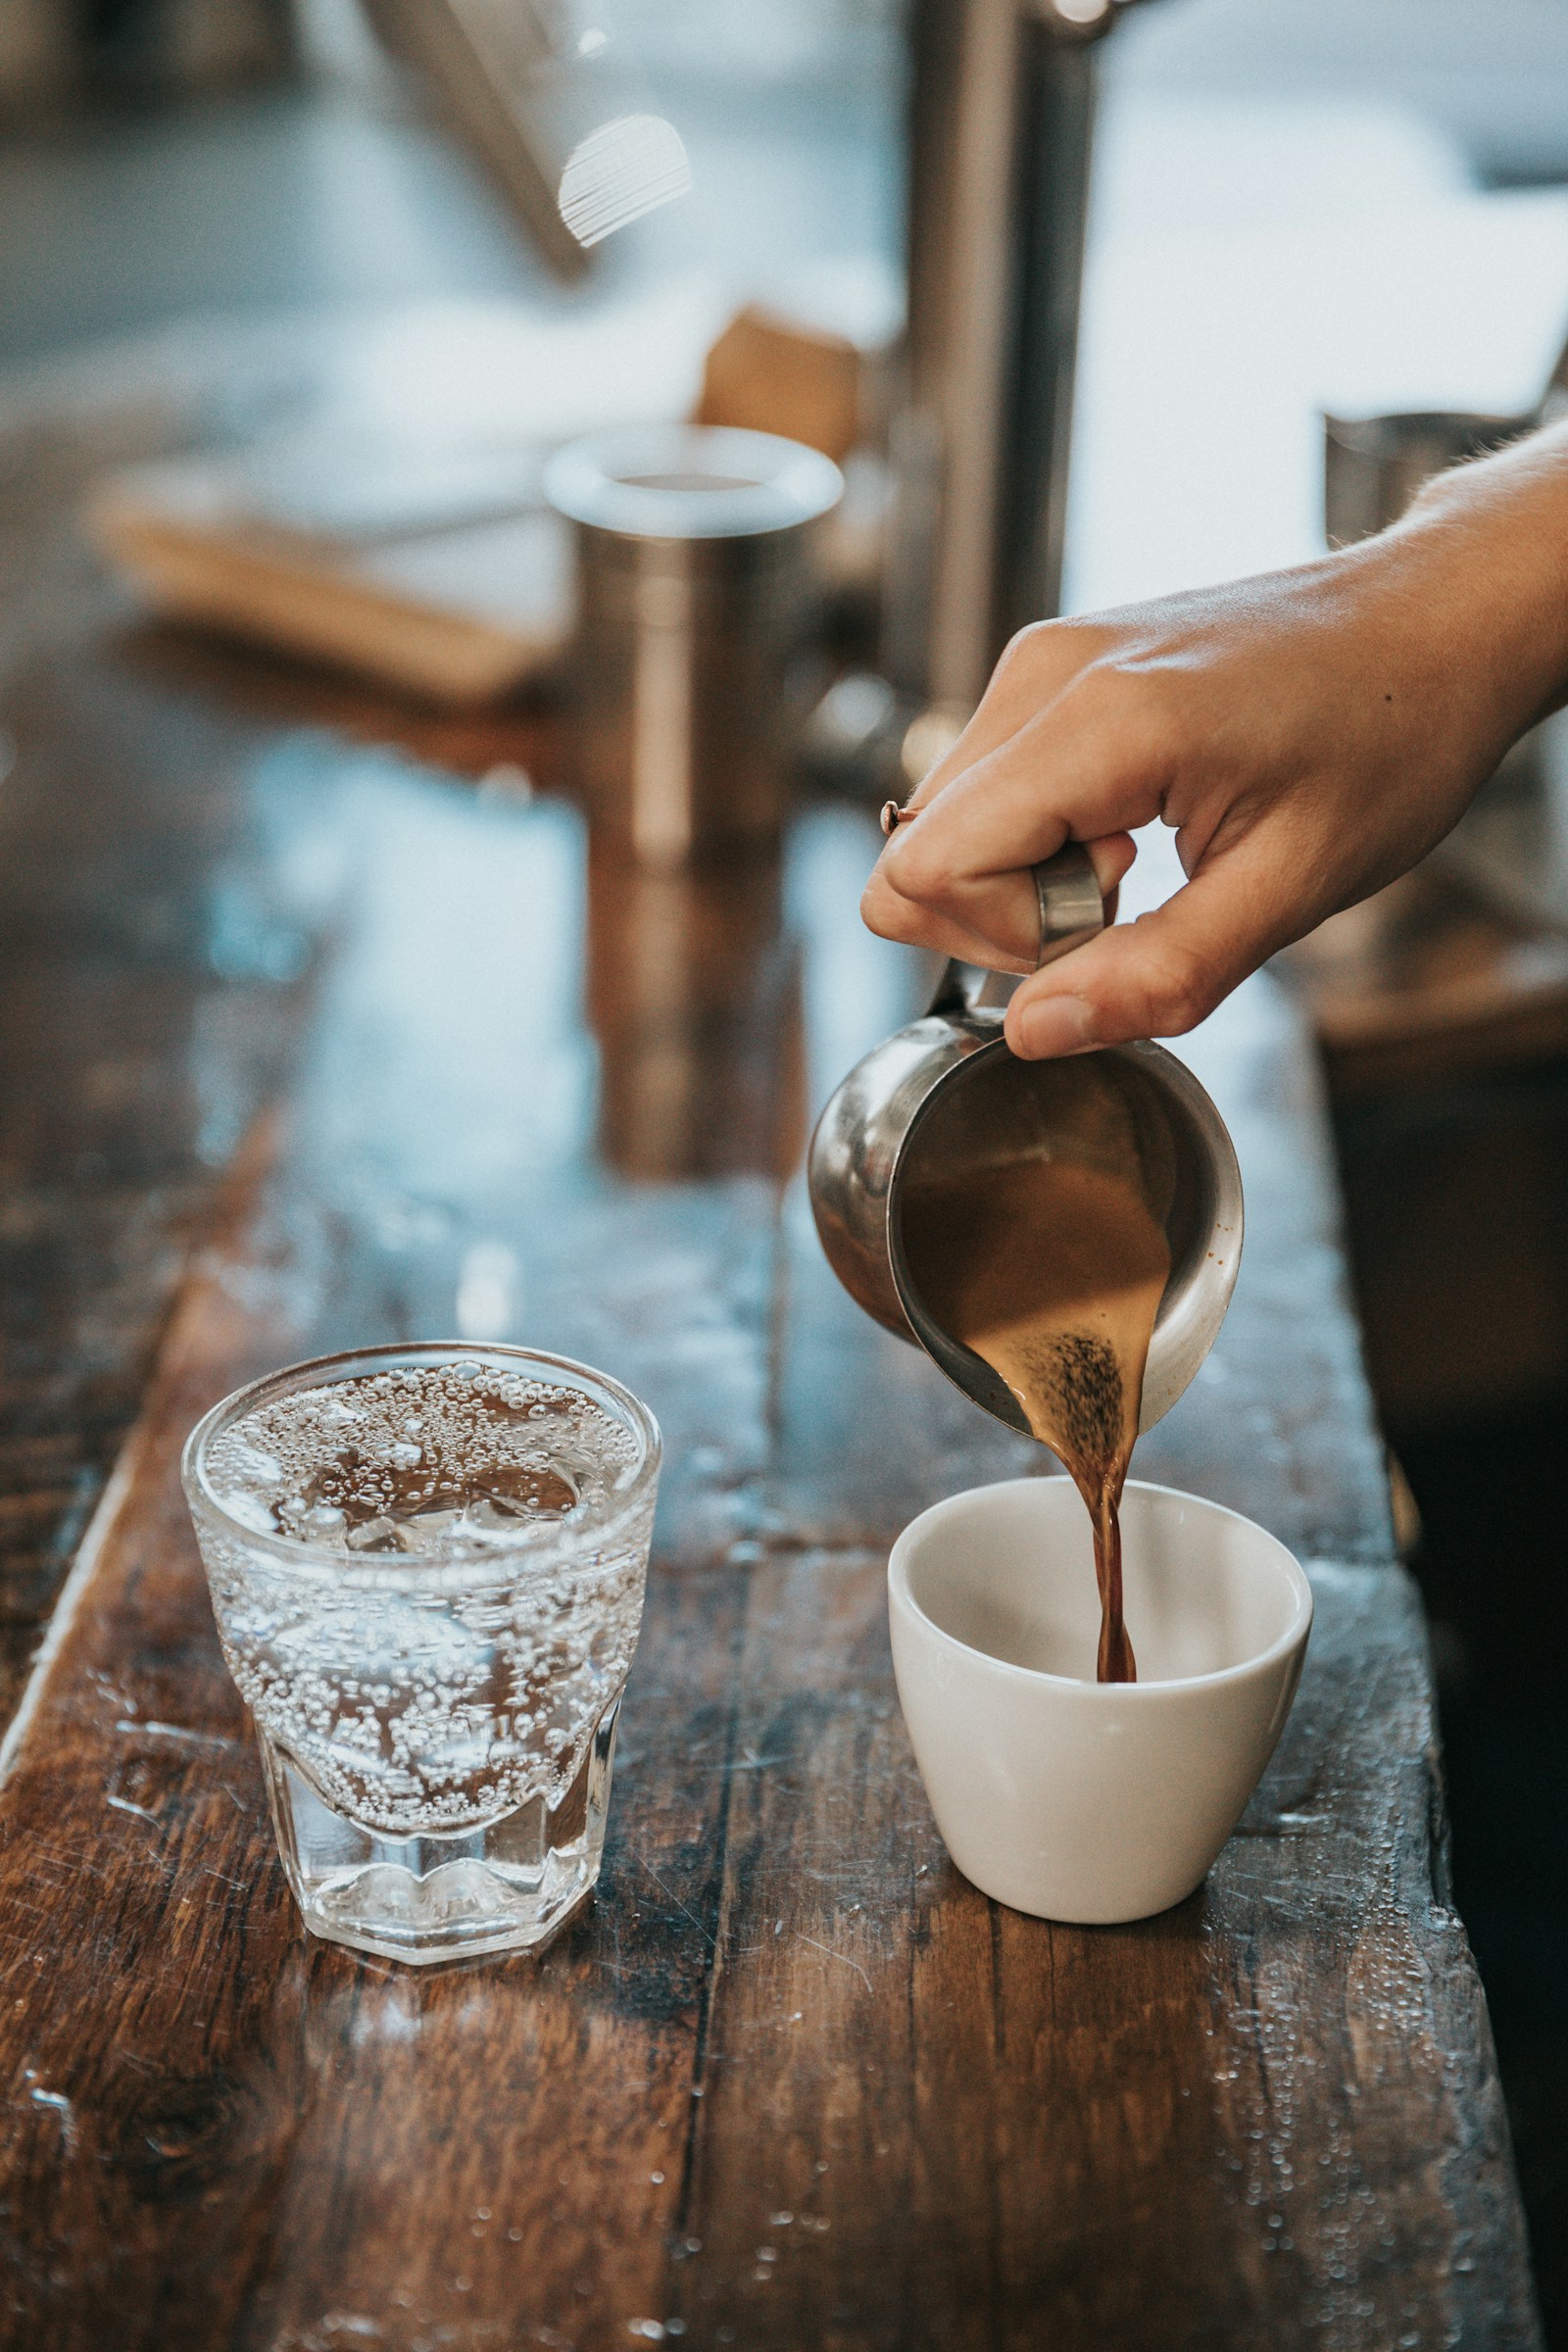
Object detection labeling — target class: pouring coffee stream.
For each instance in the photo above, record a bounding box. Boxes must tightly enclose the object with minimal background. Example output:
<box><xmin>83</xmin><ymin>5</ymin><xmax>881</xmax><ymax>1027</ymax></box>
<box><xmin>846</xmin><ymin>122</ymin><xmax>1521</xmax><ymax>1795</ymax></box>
<box><xmin>900</xmin><ymin>1113</ymin><xmax>1172</xmax><ymax>1683</ymax></box>
<box><xmin>808</xmin><ymin>839</ymin><xmax>1245</xmax><ymax>1683</ymax></box>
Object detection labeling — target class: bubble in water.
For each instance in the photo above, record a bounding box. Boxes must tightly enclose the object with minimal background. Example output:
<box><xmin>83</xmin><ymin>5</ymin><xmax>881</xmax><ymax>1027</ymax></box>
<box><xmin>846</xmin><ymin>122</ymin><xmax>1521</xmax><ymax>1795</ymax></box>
<box><xmin>197</xmin><ymin>1363</ymin><xmax>650</xmax><ymax>1836</ymax></box>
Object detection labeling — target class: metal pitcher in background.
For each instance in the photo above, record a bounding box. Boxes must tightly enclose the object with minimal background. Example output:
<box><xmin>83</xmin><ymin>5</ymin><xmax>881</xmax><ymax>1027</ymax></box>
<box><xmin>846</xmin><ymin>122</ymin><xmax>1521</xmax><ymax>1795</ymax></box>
<box><xmin>545</xmin><ymin>425</ymin><xmax>843</xmax><ymax>869</ymax></box>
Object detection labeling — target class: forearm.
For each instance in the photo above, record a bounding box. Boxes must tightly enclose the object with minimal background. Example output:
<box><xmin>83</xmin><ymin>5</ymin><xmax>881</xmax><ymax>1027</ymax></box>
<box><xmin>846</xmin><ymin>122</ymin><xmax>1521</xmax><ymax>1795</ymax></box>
<box><xmin>861</xmin><ymin>414</ymin><xmax>1568</xmax><ymax>1056</ymax></box>
<box><xmin>1382</xmin><ymin>415</ymin><xmax>1568</xmax><ymax>740</ymax></box>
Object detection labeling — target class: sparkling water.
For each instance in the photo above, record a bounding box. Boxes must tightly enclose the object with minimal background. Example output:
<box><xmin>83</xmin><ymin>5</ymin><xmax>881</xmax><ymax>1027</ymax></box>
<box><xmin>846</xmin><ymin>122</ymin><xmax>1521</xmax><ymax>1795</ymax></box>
<box><xmin>186</xmin><ymin>1349</ymin><xmax>659</xmax><ymax>1961</ymax></box>
<box><xmin>202</xmin><ymin>1361</ymin><xmax>650</xmax><ymax>1834</ymax></box>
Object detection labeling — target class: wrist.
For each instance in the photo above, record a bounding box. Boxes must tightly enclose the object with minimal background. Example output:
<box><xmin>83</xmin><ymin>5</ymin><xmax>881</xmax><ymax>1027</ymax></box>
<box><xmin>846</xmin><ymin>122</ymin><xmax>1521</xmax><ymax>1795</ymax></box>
<box><xmin>1383</xmin><ymin>421</ymin><xmax>1568</xmax><ymax>741</ymax></box>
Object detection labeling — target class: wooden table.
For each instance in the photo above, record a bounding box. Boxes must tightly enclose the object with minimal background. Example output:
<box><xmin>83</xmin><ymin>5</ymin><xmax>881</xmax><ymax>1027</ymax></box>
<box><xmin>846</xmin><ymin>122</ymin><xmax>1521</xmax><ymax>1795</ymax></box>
<box><xmin>0</xmin><ymin>331</ymin><xmax>1543</xmax><ymax>2350</ymax></box>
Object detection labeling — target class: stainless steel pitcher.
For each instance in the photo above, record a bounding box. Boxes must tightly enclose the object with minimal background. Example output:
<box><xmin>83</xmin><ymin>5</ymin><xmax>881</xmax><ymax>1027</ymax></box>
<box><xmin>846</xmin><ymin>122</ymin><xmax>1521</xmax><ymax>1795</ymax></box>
<box><xmin>808</xmin><ymin>848</ymin><xmax>1244</xmax><ymax>1437</ymax></box>
<box><xmin>545</xmin><ymin>425</ymin><xmax>843</xmax><ymax>870</ymax></box>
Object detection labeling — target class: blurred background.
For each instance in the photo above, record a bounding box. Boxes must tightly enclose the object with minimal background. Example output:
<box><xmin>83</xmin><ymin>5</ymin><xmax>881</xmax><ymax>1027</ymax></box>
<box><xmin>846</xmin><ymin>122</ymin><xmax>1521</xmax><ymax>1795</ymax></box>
<box><xmin>4</xmin><ymin>0</ymin><xmax>1568</xmax><ymax>2329</ymax></box>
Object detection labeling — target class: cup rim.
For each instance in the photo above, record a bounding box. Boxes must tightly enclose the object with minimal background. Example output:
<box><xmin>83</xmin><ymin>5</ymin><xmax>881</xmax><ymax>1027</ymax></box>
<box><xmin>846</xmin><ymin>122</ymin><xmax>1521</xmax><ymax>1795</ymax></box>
<box><xmin>542</xmin><ymin>423</ymin><xmax>844</xmax><ymax>541</ymax></box>
<box><xmin>181</xmin><ymin>1342</ymin><xmax>662</xmax><ymax>1586</ymax></box>
<box><xmin>888</xmin><ymin>1476</ymin><xmax>1312</xmax><ymax>1696</ymax></box>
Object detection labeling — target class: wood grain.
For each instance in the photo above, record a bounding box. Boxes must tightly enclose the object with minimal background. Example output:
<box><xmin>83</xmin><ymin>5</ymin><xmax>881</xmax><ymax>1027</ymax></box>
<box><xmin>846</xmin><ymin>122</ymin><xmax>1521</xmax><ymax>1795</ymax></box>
<box><xmin>0</xmin><ymin>1128</ymin><xmax>759</xmax><ymax>2352</ymax></box>
<box><xmin>0</xmin><ymin>339</ymin><xmax>1542</xmax><ymax>2351</ymax></box>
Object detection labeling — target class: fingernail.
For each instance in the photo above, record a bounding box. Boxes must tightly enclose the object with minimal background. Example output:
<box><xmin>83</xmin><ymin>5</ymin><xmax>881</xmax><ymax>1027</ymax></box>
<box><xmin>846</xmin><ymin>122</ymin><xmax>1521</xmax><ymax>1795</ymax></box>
<box><xmin>1015</xmin><ymin>995</ymin><xmax>1096</xmax><ymax>1057</ymax></box>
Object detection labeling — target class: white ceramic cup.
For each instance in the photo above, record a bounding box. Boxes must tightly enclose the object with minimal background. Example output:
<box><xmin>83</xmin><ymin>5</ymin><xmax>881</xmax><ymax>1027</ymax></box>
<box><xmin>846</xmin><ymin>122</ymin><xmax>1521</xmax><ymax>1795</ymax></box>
<box><xmin>888</xmin><ymin>1478</ymin><xmax>1313</xmax><ymax>1924</ymax></box>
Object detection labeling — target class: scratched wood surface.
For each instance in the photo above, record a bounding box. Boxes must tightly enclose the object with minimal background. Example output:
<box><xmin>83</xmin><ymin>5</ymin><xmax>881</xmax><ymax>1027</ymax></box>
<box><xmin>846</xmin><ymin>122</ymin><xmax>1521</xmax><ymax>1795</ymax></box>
<box><xmin>0</xmin><ymin>336</ymin><xmax>1543</xmax><ymax>2349</ymax></box>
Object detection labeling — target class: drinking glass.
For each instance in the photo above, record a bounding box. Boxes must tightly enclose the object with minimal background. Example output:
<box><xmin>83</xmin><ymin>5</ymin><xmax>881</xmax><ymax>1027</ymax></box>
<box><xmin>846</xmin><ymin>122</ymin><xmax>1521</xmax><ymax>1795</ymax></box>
<box><xmin>182</xmin><ymin>1344</ymin><xmax>661</xmax><ymax>1964</ymax></box>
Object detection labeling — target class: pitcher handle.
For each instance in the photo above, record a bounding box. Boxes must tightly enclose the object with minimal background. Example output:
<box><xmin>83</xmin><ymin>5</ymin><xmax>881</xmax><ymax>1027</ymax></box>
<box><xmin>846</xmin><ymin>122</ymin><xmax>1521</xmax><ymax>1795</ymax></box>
<box><xmin>920</xmin><ymin>841</ymin><xmax>1116</xmax><ymax>1016</ymax></box>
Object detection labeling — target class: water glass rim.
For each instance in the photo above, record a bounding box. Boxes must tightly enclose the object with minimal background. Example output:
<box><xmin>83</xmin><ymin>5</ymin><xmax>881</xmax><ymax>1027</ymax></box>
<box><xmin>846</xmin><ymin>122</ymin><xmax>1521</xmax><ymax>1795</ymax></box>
<box><xmin>181</xmin><ymin>1342</ymin><xmax>662</xmax><ymax>1585</ymax></box>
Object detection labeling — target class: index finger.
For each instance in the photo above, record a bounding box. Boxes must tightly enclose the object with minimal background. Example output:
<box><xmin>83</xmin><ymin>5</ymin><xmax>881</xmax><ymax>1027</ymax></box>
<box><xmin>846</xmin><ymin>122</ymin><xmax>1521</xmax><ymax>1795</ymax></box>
<box><xmin>878</xmin><ymin>685</ymin><xmax>1169</xmax><ymax>927</ymax></box>
<box><xmin>898</xmin><ymin>620</ymin><xmax>1115</xmax><ymax>814</ymax></box>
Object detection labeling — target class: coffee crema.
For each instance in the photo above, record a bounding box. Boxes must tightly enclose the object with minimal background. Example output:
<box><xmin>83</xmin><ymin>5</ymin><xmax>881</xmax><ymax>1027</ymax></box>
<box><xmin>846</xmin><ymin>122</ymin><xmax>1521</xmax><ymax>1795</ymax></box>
<box><xmin>901</xmin><ymin>1067</ymin><xmax>1173</xmax><ymax>1683</ymax></box>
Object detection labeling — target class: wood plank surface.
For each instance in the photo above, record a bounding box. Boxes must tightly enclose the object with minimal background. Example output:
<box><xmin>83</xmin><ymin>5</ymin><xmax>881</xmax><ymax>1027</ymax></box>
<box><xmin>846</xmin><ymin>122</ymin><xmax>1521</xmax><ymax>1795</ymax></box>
<box><xmin>0</xmin><ymin>336</ymin><xmax>1543</xmax><ymax>2350</ymax></box>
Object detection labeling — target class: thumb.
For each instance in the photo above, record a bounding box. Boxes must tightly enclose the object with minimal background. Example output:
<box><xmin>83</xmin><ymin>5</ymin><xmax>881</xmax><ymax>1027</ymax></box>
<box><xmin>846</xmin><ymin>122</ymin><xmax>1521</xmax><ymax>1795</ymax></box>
<box><xmin>1002</xmin><ymin>849</ymin><xmax>1293</xmax><ymax>1058</ymax></box>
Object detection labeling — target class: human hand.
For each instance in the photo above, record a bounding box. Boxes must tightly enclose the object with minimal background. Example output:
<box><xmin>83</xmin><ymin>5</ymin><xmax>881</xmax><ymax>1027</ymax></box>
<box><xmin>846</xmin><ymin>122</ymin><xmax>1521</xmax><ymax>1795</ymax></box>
<box><xmin>862</xmin><ymin>430</ymin><xmax>1568</xmax><ymax>1057</ymax></box>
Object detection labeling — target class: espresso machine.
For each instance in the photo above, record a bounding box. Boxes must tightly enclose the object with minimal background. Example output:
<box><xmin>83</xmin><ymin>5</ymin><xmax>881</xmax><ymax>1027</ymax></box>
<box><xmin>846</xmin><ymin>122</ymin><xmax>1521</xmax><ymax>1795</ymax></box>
<box><xmin>885</xmin><ymin>0</ymin><xmax>1114</xmax><ymax>716</ymax></box>
<box><xmin>360</xmin><ymin>0</ymin><xmax>1141</xmax><ymax>732</ymax></box>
